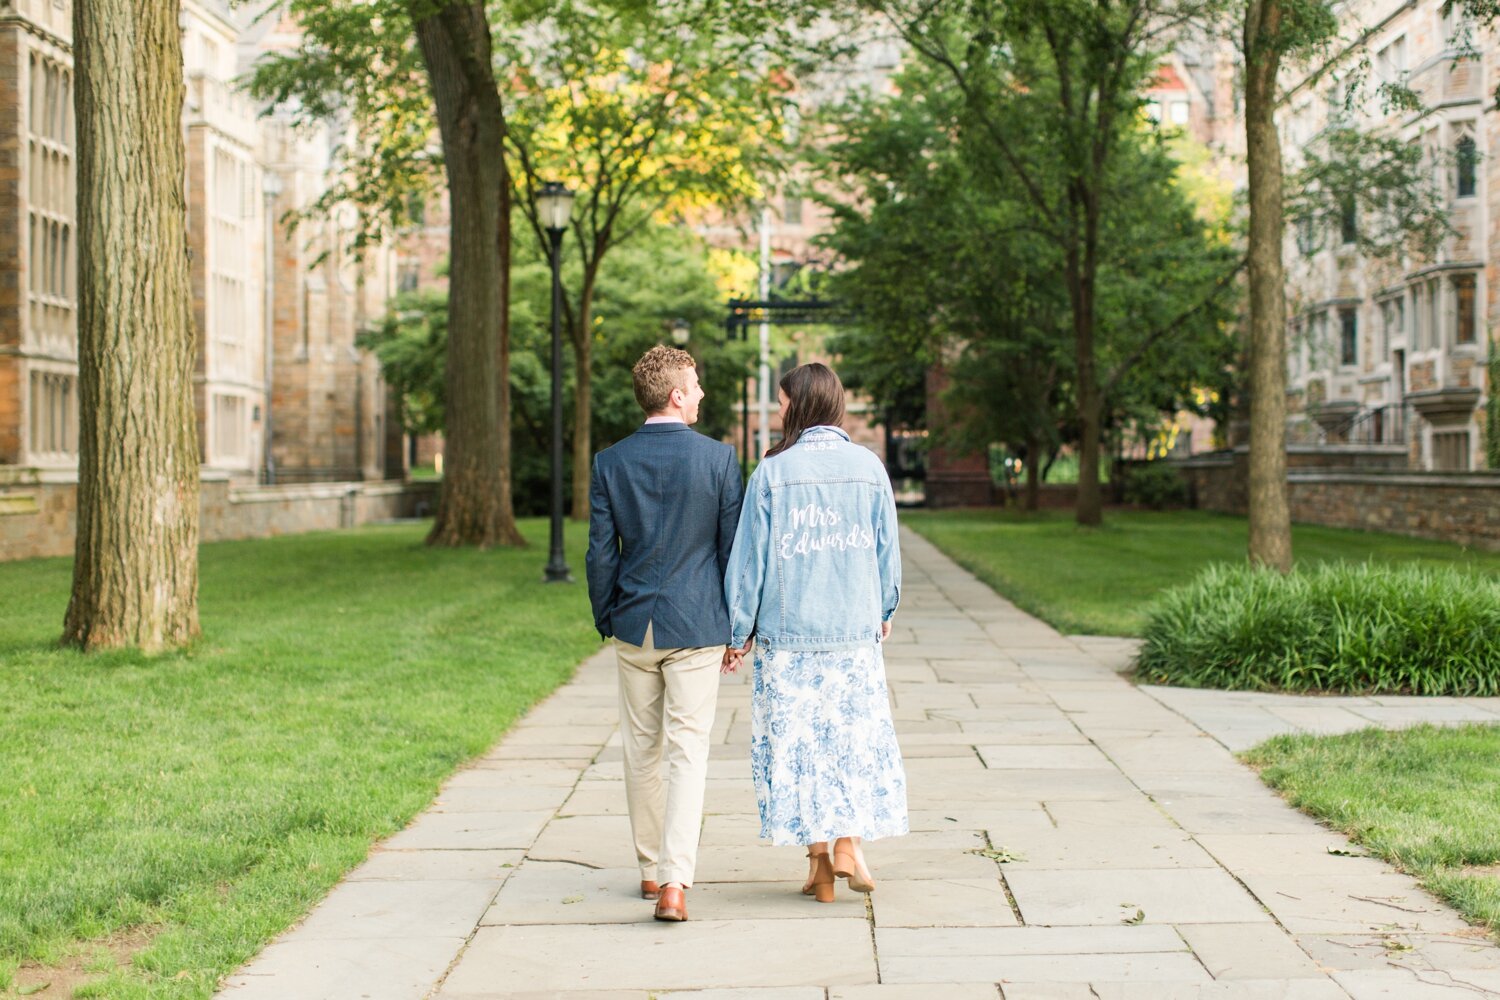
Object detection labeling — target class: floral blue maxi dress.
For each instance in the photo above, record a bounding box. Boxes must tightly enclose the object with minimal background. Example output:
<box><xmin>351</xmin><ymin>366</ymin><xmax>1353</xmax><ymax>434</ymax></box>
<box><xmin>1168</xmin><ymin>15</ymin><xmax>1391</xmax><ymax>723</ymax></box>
<box><xmin>750</xmin><ymin>643</ymin><xmax>909</xmax><ymax>846</ymax></box>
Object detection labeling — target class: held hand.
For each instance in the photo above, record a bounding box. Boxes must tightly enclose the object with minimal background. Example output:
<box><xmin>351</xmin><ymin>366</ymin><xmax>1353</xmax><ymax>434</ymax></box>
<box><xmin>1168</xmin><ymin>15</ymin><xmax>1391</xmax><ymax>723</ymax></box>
<box><xmin>880</xmin><ymin>620</ymin><xmax>892</xmax><ymax>641</ymax></box>
<box><xmin>720</xmin><ymin>647</ymin><xmax>742</xmax><ymax>674</ymax></box>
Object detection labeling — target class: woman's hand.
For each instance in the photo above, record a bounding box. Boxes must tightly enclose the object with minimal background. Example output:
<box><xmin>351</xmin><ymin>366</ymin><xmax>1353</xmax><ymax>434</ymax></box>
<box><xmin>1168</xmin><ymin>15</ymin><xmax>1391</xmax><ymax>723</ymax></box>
<box><xmin>721</xmin><ymin>635</ymin><xmax>754</xmax><ymax>674</ymax></box>
<box><xmin>880</xmin><ymin>620</ymin><xmax>892</xmax><ymax>641</ymax></box>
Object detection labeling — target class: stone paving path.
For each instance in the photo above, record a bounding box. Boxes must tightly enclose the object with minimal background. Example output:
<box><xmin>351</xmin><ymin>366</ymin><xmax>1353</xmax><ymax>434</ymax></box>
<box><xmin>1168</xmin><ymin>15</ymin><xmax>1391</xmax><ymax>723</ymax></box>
<box><xmin>218</xmin><ymin>528</ymin><xmax>1500</xmax><ymax>1000</ymax></box>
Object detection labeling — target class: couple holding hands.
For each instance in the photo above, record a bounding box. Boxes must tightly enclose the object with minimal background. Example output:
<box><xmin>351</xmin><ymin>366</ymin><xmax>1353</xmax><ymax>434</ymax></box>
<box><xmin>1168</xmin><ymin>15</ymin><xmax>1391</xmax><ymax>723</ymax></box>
<box><xmin>586</xmin><ymin>346</ymin><xmax>909</xmax><ymax>922</ymax></box>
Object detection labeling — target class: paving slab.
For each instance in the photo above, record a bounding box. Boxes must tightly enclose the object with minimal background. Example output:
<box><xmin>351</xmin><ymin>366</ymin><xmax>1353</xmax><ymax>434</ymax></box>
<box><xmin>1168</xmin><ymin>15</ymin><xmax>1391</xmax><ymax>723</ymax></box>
<box><xmin>527</xmin><ymin>813</ymin><xmax>637</xmax><ymax>867</ymax></box>
<box><xmin>880</xmin><ymin>952</ymin><xmax>1212</xmax><ymax>985</ymax></box>
<box><xmin>829</xmin><ymin>987</ymin><xmax>1000</xmax><ymax>1000</ymax></box>
<box><xmin>1004</xmin><ymin>867</ymin><xmax>1273</xmax><ymax>925</ymax></box>
<box><xmin>381</xmin><ymin>809</ymin><xmax>555</xmax><ymax>850</ymax></box>
<box><xmin>1176</xmin><ymin>922</ymin><xmax>1327</xmax><ymax>979</ymax></box>
<box><xmin>1238</xmin><ymin>873</ymin><xmax>1475</xmax><ymax>935</ymax></box>
<box><xmin>218</xmin><ymin>935</ymin><xmax>466</xmax><ymax>1000</ymax></box>
<box><xmin>438</xmin><ymin>919</ymin><xmax>876</xmax><ymax>994</ymax></box>
<box><xmin>1002</xmin><ymin>984</ymin><xmax>1351</xmax><ymax>1000</ymax></box>
<box><xmin>215</xmin><ymin>527</ymin><xmax>1494</xmax><ymax>1000</ymax></box>
<box><xmin>1332</xmin><ymin>968</ymin><xmax>1500</xmax><ymax>997</ymax></box>
<box><xmin>1194</xmin><ymin>834</ymin><xmax>1392</xmax><ymax>877</ymax></box>
<box><xmin>869</xmin><ymin>877</ymin><xmax>1019</xmax><ymax>927</ymax></box>
<box><xmin>998</xmin><ymin>828</ymin><xmax>1218</xmax><ymax>871</ymax></box>
<box><xmin>1297</xmin><ymin>930</ymin><xmax>1500</xmax><ymax>973</ymax></box>
<box><xmin>346</xmin><ymin>848</ymin><xmax>524</xmax><ymax>882</ymax></box>
<box><xmin>290</xmin><ymin>877</ymin><xmax>501</xmax><ymax>940</ymax></box>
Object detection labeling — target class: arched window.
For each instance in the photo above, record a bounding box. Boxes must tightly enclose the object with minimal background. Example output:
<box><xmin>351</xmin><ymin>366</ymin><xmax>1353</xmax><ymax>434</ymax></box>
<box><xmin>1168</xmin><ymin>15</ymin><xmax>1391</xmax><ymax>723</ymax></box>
<box><xmin>1455</xmin><ymin>134</ymin><xmax>1477</xmax><ymax>198</ymax></box>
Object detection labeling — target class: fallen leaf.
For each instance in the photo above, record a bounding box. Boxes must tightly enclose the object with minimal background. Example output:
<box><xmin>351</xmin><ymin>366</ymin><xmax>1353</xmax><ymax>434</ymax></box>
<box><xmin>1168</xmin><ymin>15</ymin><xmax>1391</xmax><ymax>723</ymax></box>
<box><xmin>1122</xmin><ymin>908</ymin><xmax>1146</xmax><ymax>926</ymax></box>
<box><xmin>562</xmin><ymin>894</ymin><xmax>585</xmax><ymax>904</ymax></box>
<box><xmin>968</xmin><ymin>847</ymin><xmax>1024</xmax><ymax>864</ymax></box>
<box><xmin>1327</xmin><ymin>846</ymin><xmax>1364</xmax><ymax>857</ymax></box>
<box><xmin>18</xmin><ymin>984</ymin><xmax>50</xmax><ymax>996</ymax></box>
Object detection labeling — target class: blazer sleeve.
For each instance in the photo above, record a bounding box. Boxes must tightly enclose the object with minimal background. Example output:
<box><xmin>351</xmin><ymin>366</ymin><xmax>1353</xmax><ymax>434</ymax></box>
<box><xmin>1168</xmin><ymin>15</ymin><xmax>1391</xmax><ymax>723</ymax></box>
<box><xmin>725</xmin><ymin>465</ymin><xmax>770</xmax><ymax>649</ymax></box>
<box><xmin>585</xmin><ymin>454</ymin><xmax>619</xmax><ymax>640</ymax></box>
<box><xmin>716</xmin><ymin>447</ymin><xmax>744</xmax><ymax>585</ymax></box>
<box><xmin>876</xmin><ymin>470</ymin><xmax>902</xmax><ymax>623</ymax></box>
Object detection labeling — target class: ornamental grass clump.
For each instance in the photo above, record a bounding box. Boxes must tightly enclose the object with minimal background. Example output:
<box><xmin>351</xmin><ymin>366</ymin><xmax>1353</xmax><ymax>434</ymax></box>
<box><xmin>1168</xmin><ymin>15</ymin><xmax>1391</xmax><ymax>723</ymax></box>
<box><xmin>1135</xmin><ymin>562</ymin><xmax>1500</xmax><ymax>695</ymax></box>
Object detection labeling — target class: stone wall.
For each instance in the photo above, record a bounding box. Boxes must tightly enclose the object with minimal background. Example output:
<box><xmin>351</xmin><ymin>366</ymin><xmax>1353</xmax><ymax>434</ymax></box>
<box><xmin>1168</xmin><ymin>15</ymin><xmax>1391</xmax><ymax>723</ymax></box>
<box><xmin>1174</xmin><ymin>451</ymin><xmax>1500</xmax><ymax>551</ymax></box>
<box><xmin>0</xmin><ymin>469</ymin><xmax>438</xmax><ymax>562</ymax></box>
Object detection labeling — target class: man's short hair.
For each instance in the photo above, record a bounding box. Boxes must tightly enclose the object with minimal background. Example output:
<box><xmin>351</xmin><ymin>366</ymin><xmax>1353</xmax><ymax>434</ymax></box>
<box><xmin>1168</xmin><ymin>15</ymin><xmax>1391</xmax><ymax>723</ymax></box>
<box><xmin>632</xmin><ymin>345</ymin><xmax>696</xmax><ymax>414</ymax></box>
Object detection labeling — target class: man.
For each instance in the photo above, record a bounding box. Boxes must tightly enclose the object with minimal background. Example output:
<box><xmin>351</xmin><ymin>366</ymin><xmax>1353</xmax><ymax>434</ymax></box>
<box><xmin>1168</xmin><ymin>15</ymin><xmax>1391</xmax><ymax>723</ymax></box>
<box><xmin>586</xmin><ymin>345</ymin><xmax>743</xmax><ymax>922</ymax></box>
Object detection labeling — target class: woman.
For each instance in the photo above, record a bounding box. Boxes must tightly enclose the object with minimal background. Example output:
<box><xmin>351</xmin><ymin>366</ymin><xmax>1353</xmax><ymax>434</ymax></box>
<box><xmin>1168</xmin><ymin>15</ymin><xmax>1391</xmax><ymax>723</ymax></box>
<box><xmin>723</xmin><ymin>362</ymin><xmax>907</xmax><ymax>903</ymax></box>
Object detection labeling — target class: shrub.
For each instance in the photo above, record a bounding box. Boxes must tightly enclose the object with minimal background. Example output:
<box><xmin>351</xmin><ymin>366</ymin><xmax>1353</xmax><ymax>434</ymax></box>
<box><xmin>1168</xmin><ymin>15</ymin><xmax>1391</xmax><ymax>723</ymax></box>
<box><xmin>1121</xmin><ymin>461</ymin><xmax>1189</xmax><ymax>509</ymax></box>
<box><xmin>1135</xmin><ymin>562</ymin><xmax>1500</xmax><ymax>695</ymax></box>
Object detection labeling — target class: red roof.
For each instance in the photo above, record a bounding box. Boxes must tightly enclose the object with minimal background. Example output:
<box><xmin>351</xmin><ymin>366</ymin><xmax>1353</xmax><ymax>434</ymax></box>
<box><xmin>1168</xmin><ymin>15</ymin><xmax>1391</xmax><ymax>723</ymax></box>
<box><xmin>1150</xmin><ymin>63</ymin><xmax>1188</xmax><ymax>93</ymax></box>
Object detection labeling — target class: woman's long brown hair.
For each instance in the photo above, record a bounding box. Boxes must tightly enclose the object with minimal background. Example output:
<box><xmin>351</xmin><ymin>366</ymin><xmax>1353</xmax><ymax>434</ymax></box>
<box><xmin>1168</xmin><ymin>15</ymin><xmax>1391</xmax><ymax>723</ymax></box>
<box><xmin>765</xmin><ymin>363</ymin><xmax>846</xmax><ymax>458</ymax></box>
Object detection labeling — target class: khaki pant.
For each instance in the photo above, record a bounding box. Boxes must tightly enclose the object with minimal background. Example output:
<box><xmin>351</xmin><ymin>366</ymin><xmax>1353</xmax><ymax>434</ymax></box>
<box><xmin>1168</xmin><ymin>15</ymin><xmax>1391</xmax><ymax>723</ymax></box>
<box><xmin>614</xmin><ymin>623</ymin><xmax>721</xmax><ymax>888</ymax></box>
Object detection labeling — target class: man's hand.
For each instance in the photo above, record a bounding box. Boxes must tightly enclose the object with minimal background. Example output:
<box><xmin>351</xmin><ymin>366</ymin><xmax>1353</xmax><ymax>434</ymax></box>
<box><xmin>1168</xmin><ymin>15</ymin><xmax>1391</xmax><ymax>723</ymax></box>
<box><xmin>720</xmin><ymin>636</ymin><xmax>754</xmax><ymax>674</ymax></box>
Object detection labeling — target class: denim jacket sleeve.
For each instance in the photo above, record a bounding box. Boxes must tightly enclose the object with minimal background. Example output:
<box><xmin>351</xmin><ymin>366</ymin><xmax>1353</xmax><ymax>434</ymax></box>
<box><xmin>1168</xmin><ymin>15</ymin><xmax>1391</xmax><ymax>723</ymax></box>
<box><xmin>724</xmin><ymin>466</ymin><xmax>770</xmax><ymax>648</ymax></box>
<box><xmin>876</xmin><ymin>472</ymin><xmax>901</xmax><ymax>622</ymax></box>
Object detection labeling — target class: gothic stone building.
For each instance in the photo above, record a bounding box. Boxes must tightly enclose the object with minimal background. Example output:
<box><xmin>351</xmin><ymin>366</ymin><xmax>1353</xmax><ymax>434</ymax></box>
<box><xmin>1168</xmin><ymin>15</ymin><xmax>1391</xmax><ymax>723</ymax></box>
<box><xmin>1281</xmin><ymin>0</ymin><xmax>1497</xmax><ymax>471</ymax></box>
<box><xmin>0</xmin><ymin>0</ymin><xmax>398</xmax><ymax>501</ymax></box>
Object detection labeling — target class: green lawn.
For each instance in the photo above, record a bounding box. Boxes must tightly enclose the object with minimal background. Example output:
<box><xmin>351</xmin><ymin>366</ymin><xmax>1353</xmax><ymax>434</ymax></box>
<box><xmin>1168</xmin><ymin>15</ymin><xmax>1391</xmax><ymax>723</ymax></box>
<box><xmin>902</xmin><ymin>509</ymin><xmax>1500</xmax><ymax>636</ymax></box>
<box><xmin>0</xmin><ymin>521</ymin><xmax>598</xmax><ymax>999</ymax></box>
<box><xmin>1245</xmin><ymin>724</ymin><xmax>1500</xmax><ymax>938</ymax></box>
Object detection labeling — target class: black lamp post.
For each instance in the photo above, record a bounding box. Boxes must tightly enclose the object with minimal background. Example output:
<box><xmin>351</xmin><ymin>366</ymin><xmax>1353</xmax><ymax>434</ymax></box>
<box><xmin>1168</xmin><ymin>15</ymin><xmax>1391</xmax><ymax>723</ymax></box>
<box><xmin>539</xmin><ymin>181</ymin><xmax>575</xmax><ymax>583</ymax></box>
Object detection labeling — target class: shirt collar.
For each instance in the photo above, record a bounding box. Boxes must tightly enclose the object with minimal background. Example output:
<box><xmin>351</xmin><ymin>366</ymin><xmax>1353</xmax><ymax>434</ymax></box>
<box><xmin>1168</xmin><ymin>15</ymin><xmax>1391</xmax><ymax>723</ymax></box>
<box><xmin>801</xmin><ymin>425</ymin><xmax>850</xmax><ymax>442</ymax></box>
<box><xmin>644</xmin><ymin>415</ymin><xmax>685</xmax><ymax>425</ymax></box>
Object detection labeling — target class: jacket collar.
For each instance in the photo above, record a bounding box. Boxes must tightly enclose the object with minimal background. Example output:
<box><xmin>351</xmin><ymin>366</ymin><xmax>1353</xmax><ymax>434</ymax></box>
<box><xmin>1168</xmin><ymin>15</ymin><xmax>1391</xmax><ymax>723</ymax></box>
<box><xmin>637</xmin><ymin>422</ymin><xmax>693</xmax><ymax>434</ymax></box>
<box><xmin>801</xmin><ymin>425</ymin><xmax>851</xmax><ymax>442</ymax></box>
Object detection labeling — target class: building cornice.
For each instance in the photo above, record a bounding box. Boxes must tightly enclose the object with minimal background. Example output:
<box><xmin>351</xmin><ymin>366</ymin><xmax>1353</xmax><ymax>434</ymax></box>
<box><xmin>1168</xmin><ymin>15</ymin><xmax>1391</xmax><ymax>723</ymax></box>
<box><xmin>0</xmin><ymin>13</ymin><xmax>71</xmax><ymax>53</ymax></box>
<box><xmin>1406</xmin><ymin>259</ymin><xmax>1484</xmax><ymax>280</ymax></box>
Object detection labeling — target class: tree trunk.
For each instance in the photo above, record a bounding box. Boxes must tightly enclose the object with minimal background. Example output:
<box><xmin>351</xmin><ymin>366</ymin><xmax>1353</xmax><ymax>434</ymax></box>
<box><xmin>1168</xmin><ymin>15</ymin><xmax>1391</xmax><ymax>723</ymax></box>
<box><xmin>570</xmin><ymin>331</ymin><xmax>591</xmax><ymax>522</ymax></box>
<box><xmin>1023</xmin><ymin>431</ymin><xmax>1041</xmax><ymax>512</ymax></box>
<box><xmin>63</xmin><ymin>0</ymin><xmax>200</xmax><ymax>652</ymax></box>
<box><xmin>413</xmin><ymin>3</ymin><xmax>524</xmax><ymax>547</ymax></box>
<box><xmin>1067</xmin><ymin>245</ymin><xmax>1104</xmax><ymax>527</ymax></box>
<box><xmin>567</xmin><ymin>257</ymin><xmax>603</xmax><ymax>521</ymax></box>
<box><xmin>1244</xmin><ymin>0</ymin><xmax>1293</xmax><ymax>571</ymax></box>
<box><xmin>496</xmin><ymin>154</ymin><xmax>521</xmax><ymax>540</ymax></box>
<box><xmin>568</xmin><ymin>267</ymin><xmax>598</xmax><ymax>522</ymax></box>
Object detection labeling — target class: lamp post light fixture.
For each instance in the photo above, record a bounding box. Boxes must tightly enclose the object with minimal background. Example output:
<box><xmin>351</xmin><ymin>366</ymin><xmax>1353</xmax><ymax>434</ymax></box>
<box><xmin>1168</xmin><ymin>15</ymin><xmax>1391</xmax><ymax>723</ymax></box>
<box><xmin>539</xmin><ymin>181</ymin><xmax>575</xmax><ymax>583</ymax></box>
<box><xmin>670</xmin><ymin>318</ymin><xmax>691</xmax><ymax>346</ymax></box>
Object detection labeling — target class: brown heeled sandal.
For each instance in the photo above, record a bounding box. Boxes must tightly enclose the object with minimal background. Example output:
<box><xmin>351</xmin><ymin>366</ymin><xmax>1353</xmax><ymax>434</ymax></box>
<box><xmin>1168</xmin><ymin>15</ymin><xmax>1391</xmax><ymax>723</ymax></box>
<box><xmin>809</xmin><ymin>847</ymin><xmax>836</xmax><ymax>903</ymax></box>
<box><xmin>800</xmin><ymin>841</ymin><xmax>830</xmax><ymax>895</ymax></box>
<box><xmin>833</xmin><ymin>837</ymin><xmax>875</xmax><ymax>893</ymax></box>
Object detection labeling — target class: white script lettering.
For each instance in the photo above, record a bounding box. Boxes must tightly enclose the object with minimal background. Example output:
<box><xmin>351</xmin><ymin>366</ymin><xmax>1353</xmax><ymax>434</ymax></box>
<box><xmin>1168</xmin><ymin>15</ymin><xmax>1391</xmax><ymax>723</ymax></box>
<box><xmin>779</xmin><ymin>522</ymin><xmax>876</xmax><ymax>559</ymax></box>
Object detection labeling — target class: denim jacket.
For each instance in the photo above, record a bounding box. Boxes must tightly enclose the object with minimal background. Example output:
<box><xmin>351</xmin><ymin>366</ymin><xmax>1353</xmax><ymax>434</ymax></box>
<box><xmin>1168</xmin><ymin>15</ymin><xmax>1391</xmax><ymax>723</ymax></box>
<box><xmin>725</xmin><ymin>425</ymin><xmax>901</xmax><ymax>651</ymax></box>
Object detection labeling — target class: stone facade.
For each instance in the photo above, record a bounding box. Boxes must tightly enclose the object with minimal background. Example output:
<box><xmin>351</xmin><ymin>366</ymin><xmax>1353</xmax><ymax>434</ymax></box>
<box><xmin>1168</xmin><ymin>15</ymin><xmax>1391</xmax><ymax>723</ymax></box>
<box><xmin>0</xmin><ymin>1</ymin><xmax>405</xmax><ymax>486</ymax></box>
<box><xmin>0</xmin><ymin>0</ymin><xmax>79</xmax><ymax>473</ymax></box>
<box><xmin>1278</xmin><ymin>0</ymin><xmax>1496</xmax><ymax>471</ymax></box>
<box><xmin>0</xmin><ymin>468</ymin><xmax>437</xmax><ymax>562</ymax></box>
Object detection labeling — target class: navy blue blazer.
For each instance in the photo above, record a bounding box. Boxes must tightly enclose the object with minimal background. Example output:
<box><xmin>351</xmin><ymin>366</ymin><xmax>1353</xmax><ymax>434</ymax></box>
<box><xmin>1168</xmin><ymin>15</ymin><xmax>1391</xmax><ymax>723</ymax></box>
<box><xmin>586</xmin><ymin>422</ymin><xmax>744</xmax><ymax>648</ymax></box>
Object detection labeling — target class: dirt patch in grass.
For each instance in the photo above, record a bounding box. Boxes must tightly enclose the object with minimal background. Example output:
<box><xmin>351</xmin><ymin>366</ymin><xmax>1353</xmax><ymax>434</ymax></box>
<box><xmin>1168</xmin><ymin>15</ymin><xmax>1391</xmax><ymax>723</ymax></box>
<box><xmin>1464</xmin><ymin>864</ymin><xmax>1500</xmax><ymax>879</ymax></box>
<box><xmin>8</xmin><ymin>927</ymin><xmax>155</xmax><ymax>998</ymax></box>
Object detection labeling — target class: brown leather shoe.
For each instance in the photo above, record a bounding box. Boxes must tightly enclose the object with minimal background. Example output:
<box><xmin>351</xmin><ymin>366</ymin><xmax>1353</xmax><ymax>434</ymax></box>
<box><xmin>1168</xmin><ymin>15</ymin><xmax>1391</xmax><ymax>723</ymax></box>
<box><xmin>653</xmin><ymin>884</ymin><xmax>687</xmax><ymax>921</ymax></box>
<box><xmin>640</xmin><ymin>880</ymin><xmax>660</xmax><ymax>901</ymax></box>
